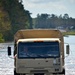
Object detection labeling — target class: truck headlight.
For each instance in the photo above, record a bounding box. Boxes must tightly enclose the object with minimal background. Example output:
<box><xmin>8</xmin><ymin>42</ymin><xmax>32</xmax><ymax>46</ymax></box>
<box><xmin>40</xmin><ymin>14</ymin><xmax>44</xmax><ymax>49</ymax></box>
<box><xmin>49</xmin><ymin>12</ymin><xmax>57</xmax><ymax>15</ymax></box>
<box><xmin>53</xmin><ymin>59</ymin><xmax>60</xmax><ymax>65</ymax></box>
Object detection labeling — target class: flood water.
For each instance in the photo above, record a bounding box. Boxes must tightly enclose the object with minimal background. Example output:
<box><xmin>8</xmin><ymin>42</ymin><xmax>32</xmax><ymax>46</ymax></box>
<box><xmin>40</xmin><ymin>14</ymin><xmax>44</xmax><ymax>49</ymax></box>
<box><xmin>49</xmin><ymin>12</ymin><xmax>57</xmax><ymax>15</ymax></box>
<box><xmin>0</xmin><ymin>35</ymin><xmax>75</xmax><ymax>75</ymax></box>
<box><xmin>64</xmin><ymin>36</ymin><xmax>75</xmax><ymax>75</ymax></box>
<box><xmin>0</xmin><ymin>43</ymin><xmax>14</xmax><ymax>75</ymax></box>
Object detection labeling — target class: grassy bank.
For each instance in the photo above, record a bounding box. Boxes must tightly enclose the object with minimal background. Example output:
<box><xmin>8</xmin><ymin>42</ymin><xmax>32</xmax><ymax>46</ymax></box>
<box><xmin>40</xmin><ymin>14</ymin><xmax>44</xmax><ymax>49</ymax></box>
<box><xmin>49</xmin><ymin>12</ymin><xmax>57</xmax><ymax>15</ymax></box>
<box><xmin>62</xmin><ymin>31</ymin><xmax>75</xmax><ymax>36</ymax></box>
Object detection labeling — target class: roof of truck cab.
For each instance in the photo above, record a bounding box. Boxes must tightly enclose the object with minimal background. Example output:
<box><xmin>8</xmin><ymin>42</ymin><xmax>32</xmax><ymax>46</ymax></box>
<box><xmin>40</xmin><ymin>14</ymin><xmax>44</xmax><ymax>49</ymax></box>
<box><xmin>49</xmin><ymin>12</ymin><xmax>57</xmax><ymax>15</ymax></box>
<box><xmin>17</xmin><ymin>38</ymin><xmax>60</xmax><ymax>44</ymax></box>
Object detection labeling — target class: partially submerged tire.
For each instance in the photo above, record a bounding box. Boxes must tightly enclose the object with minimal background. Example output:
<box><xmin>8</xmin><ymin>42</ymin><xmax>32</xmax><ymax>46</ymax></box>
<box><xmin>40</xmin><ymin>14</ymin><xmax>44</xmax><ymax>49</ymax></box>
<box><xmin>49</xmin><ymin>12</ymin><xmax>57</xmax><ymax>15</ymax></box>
<box><xmin>14</xmin><ymin>70</ymin><xmax>26</xmax><ymax>75</ymax></box>
<box><xmin>14</xmin><ymin>69</ymin><xmax>20</xmax><ymax>75</ymax></box>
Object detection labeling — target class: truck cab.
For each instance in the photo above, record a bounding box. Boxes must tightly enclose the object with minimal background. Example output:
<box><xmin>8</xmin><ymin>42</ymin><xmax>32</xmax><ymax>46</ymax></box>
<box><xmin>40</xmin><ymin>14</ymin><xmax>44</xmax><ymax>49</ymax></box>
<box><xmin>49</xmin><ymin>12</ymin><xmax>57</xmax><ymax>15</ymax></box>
<box><xmin>16</xmin><ymin>38</ymin><xmax>62</xmax><ymax>74</ymax></box>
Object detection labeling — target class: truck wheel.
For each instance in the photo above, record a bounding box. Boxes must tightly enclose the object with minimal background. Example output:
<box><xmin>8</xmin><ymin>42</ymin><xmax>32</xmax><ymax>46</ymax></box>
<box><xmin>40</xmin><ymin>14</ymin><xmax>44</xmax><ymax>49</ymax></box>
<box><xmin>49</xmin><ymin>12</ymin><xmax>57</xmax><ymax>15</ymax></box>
<box><xmin>53</xmin><ymin>69</ymin><xmax>65</xmax><ymax>75</ymax></box>
<box><xmin>58</xmin><ymin>69</ymin><xmax>65</xmax><ymax>75</ymax></box>
<box><xmin>63</xmin><ymin>69</ymin><xmax>65</xmax><ymax>75</ymax></box>
<box><xmin>60</xmin><ymin>68</ymin><xmax>65</xmax><ymax>75</ymax></box>
<box><xmin>14</xmin><ymin>70</ymin><xmax>19</xmax><ymax>75</ymax></box>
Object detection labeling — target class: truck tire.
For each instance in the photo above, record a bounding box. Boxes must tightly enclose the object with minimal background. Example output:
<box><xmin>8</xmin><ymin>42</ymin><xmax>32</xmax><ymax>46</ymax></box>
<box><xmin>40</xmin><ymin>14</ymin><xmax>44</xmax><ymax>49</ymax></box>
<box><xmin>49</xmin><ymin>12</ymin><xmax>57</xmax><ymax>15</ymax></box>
<box><xmin>58</xmin><ymin>69</ymin><xmax>65</xmax><ymax>75</ymax></box>
<box><xmin>14</xmin><ymin>69</ymin><xmax>26</xmax><ymax>75</ymax></box>
<box><xmin>62</xmin><ymin>68</ymin><xmax>65</xmax><ymax>75</ymax></box>
<box><xmin>59</xmin><ymin>68</ymin><xmax>65</xmax><ymax>75</ymax></box>
<box><xmin>53</xmin><ymin>69</ymin><xmax>65</xmax><ymax>75</ymax></box>
<box><xmin>14</xmin><ymin>70</ymin><xmax>26</xmax><ymax>75</ymax></box>
<box><xmin>14</xmin><ymin>69</ymin><xmax>20</xmax><ymax>75</ymax></box>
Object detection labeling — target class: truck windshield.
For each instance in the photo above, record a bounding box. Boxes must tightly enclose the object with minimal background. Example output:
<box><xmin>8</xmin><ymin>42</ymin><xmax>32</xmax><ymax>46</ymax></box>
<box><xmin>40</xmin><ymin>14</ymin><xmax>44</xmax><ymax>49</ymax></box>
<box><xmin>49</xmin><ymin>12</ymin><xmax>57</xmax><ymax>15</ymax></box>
<box><xmin>18</xmin><ymin>42</ymin><xmax>60</xmax><ymax>58</ymax></box>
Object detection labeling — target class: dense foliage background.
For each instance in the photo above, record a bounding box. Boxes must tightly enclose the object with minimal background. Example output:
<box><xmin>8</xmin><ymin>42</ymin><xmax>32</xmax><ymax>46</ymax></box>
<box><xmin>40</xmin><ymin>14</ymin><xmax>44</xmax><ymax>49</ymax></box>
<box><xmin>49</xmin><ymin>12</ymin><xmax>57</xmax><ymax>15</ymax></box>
<box><xmin>33</xmin><ymin>14</ymin><xmax>75</xmax><ymax>30</ymax></box>
<box><xmin>0</xmin><ymin>0</ymin><xmax>32</xmax><ymax>42</ymax></box>
<box><xmin>0</xmin><ymin>0</ymin><xmax>75</xmax><ymax>42</ymax></box>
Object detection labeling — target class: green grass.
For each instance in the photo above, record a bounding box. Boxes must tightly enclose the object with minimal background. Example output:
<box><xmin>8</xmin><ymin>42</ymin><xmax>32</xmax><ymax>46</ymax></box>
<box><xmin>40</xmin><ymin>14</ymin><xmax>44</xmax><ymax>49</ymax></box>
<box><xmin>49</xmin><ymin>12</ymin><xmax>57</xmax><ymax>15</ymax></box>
<box><xmin>62</xmin><ymin>31</ymin><xmax>75</xmax><ymax>36</ymax></box>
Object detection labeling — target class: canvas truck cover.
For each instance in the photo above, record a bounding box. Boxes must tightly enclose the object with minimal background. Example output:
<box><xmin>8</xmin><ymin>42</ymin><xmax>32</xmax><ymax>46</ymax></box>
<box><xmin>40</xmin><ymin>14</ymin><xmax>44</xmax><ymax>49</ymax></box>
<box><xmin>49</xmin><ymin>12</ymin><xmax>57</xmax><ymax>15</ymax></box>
<box><xmin>14</xmin><ymin>29</ymin><xmax>63</xmax><ymax>41</ymax></box>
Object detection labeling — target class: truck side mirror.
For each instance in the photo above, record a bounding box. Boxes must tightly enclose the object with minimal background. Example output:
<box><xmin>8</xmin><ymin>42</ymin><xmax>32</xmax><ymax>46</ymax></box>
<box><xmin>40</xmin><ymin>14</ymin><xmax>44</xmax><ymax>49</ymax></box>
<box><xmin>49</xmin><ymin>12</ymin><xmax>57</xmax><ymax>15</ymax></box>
<box><xmin>66</xmin><ymin>44</ymin><xmax>70</xmax><ymax>55</ymax></box>
<box><xmin>7</xmin><ymin>46</ymin><xmax>11</xmax><ymax>56</ymax></box>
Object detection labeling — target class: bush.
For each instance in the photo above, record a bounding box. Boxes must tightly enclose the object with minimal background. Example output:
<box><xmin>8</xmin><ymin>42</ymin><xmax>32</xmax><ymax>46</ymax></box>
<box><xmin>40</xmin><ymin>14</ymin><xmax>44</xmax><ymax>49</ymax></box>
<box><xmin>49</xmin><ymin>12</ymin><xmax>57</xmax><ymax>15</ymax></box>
<box><xmin>0</xmin><ymin>33</ymin><xmax>4</xmax><ymax>43</ymax></box>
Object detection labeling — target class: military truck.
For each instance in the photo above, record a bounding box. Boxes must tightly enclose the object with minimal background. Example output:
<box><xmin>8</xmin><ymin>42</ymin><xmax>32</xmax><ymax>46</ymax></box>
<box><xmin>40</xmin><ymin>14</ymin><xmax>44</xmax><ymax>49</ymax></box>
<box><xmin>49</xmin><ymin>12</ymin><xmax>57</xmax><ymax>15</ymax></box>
<box><xmin>8</xmin><ymin>29</ymin><xmax>69</xmax><ymax>75</ymax></box>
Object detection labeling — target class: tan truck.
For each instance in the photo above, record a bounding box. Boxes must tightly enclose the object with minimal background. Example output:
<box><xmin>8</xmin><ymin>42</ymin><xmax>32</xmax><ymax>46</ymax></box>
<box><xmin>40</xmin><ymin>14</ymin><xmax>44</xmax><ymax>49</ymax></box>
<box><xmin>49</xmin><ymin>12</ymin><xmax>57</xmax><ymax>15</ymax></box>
<box><xmin>8</xmin><ymin>29</ymin><xmax>69</xmax><ymax>75</ymax></box>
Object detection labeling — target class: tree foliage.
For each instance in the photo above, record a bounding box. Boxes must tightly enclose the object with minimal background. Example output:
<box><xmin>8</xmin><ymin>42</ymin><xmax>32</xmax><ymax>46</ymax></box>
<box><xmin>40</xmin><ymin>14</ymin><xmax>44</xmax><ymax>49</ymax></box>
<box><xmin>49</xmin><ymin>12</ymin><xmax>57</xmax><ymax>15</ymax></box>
<box><xmin>0</xmin><ymin>10</ymin><xmax>11</xmax><ymax>33</ymax></box>
<box><xmin>0</xmin><ymin>0</ymin><xmax>75</xmax><ymax>42</ymax></box>
<box><xmin>0</xmin><ymin>33</ymin><xmax>4</xmax><ymax>43</ymax></box>
<box><xmin>33</xmin><ymin>13</ymin><xmax>75</xmax><ymax>30</ymax></box>
<box><xmin>0</xmin><ymin>0</ymin><xmax>32</xmax><ymax>42</ymax></box>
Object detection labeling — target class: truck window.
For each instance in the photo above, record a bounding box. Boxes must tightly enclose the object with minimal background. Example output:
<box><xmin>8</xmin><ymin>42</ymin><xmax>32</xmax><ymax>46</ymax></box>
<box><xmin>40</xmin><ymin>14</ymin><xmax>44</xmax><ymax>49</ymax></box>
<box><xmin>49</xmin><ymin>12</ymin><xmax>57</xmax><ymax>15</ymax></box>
<box><xmin>18</xmin><ymin>42</ymin><xmax>60</xmax><ymax>58</ymax></box>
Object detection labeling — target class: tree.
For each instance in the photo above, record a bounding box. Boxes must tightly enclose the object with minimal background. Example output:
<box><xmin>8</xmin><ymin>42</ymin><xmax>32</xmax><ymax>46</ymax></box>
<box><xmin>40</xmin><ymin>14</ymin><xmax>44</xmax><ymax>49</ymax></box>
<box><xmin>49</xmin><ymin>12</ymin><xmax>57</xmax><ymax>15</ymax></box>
<box><xmin>0</xmin><ymin>11</ymin><xmax>11</xmax><ymax>33</ymax></box>
<box><xmin>35</xmin><ymin>14</ymin><xmax>51</xmax><ymax>28</ymax></box>
<box><xmin>0</xmin><ymin>0</ymin><xmax>33</xmax><ymax>41</ymax></box>
<box><xmin>63</xmin><ymin>14</ymin><xmax>69</xmax><ymax>19</ymax></box>
<box><xmin>33</xmin><ymin>13</ymin><xmax>75</xmax><ymax>30</ymax></box>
